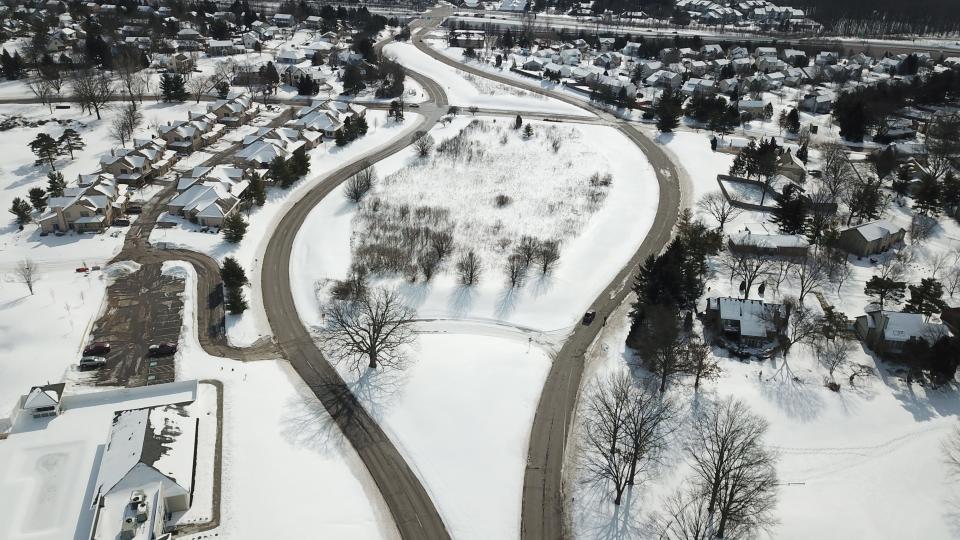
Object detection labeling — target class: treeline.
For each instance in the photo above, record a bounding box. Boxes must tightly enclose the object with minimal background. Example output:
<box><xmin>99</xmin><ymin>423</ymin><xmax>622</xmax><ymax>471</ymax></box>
<box><xmin>792</xmin><ymin>0</ymin><xmax>960</xmax><ymax>36</ymax></box>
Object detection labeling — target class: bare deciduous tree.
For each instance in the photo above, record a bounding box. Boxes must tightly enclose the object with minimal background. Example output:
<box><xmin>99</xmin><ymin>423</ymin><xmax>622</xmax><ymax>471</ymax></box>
<box><xmin>687</xmin><ymin>397</ymin><xmax>779</xmax><ymax>539</ymax></box>
<box><xmin>623</xmin><ymin>378</ymin><xmax>677</xmax><ymax>485</ymax></box>
<box><xmin>16</xmin><ymin>258</ymin><xmax>39</xmax><ymax>295</ymax></box>
<box><xmin>790</xmin><ymin>251</ymin><xmax>831</xmax><ymax>304</ymax></box>
<box><xmin>536</xmin><ymin>239</ymin><xmax>561</xmax><ymax>275</ymax></box>
<box><xmin>722</xmin><ymin>250</ymin><xmax>775</xmax><ymax>299</ymax></box>
<box><xmin>430</xmin><ymin>230</ymin><xmax>454</xmax><ymax>261</ymax></box>
<box><xmin>814</xmin><ymin>336</ymin><xmax>852</xmax><ymax>384</ymax></box>
<box><xmin>418</xmin><ymin>252</ymin><xmax>439</xmax><ymax>281</ymax></box>
<box><xmin>516</xmin><ymin>235</ymin><xmax>540</xmax><ymax>268</ymax></box>
<box><xmin>942</xmin><ymin>421</ymin><xmax>960</xmax><ymax>476</ymax></box>
<box><xmin>187</xmin><ymin>74</ymin><xmax>219</xmax><ymax>103</ymax></box>
<box><xmin>318</xmin><ymin>287</ymin><xmax>416</xmax><ymax>373</ymax></box>
<box><xmin>697</xmin><ymin>191</ymin><xmax>742</xmax><ymax>231</ymax></box>
<box><xmin>413</xmin><ymin>131</ymin><xmax>434</xmax><ymax>157</ymax></box>
<box><xmin>684</xmin><ymin>337</ymin><xmax>719</xmax><ymax>389</ymax></box>
<box><xmin>27</xmin><ymin>79</ymin><xmax>55</xmax><ymax>113</ymax></box>
<box><xmin>945</xmin><ymin>267</ymin><xmax>960</xmax><ymax>298</ymax></box>
<box><xmin>456</xmin><ymin>251</ymin><xmax>481</xmax><ymax>285</ymax></box>
<box><xmin>582</xmin><ymin>371</ymin><xmax>633</xmax><ymax>505</ymax></box>
<box><xmin>658</xmin><ymin>488</ymin><xmax>713</xmax><ymax>540</ymax></box>
<box><xmin>71</xmin><ymin>70</ymin><xmax>114</xmax><ymax>120</ymax></box>
<box><xmin>763</xmin><ymin>297</ymin><xmax>821</xmax><ymax>359</ymax></box>
<box><xmin>110</xmin><ymin>103</ymin><xmax>143</xmax><ymax>148</ymax></box>
<box><xmin>344</xmin><ymin>165</ymin><xmax>375</xmax><ymax>203</ymax></box>
<box><xmin>817</xmin><ymin>142</ymin><xmax>854</xmax><ymax>201</ymax></box>
<box><xmin>505</xmin><ymin>253</ymin><xmax>527</xmax><ymax>288</ymax></box>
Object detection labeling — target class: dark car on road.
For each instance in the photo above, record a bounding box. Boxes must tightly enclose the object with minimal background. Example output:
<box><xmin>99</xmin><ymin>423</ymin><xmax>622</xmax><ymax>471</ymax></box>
<box><xmin>582</xmin><ymin>310</ymin><xmax>596</xmax><ymax>325</ymax></box>
<box><xmin>79</xmin><ymin>356</ymin><xmax>107</xmax><ymax>370</ymax></box>
<box><xmin>83</xmin><ymin>342</ymin><xmax>111</xmax><ymax>356</ymax></box>
<box><xmin>149</xmin><ymin>342</ymin><xmax>178</xmax><ymax>357</ymax></box>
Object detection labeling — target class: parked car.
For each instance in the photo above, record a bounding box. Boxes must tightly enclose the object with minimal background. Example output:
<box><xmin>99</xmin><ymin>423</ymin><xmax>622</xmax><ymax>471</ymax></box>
<box><xmin>83</xmin><ymin>342</ymin><xmax>111</xmax><ymax>356</ymax></box>
<box><xmin>148</xmin><ymin>342</ymin><xmax>178</xmax><ymax>357</ymax></box>
<box><xmin>112</xmin><ymin>218</ymin><xmax>131</xmax><ymax>226</ymax></box>
<box><xmin>79</xmin><ymin>356</ymin><xmax>107</xmax><ymax>370</ymax></box>
<box><xmin>409</xmin><ymin>103</ymin><xmax>420</xmax><ymax>108</ymax></box>
<box><xmin>582</xmin><ymin>310</ymin><xmax>596</xmax><ymax>325</ymax></box>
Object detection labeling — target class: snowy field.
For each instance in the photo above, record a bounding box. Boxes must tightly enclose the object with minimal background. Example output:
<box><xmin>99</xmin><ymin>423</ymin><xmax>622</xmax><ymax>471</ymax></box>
<box><xmin>384</xmin><ymin>41</ymin><xmax>593</xmax><ymax>117</ymax></box>
<box><xmin>291</xmin><ymin>116</ymin><xmax>658</xmax><ymax>333</ymax></box>
<box><xmin>163</xmin><ymin>261</ymin><xmax>396</xmax><ymax>539</ymax></box>
<box><xmin>149</xmin><ymin>110</ymin><xmax>424</xmax><ymax>346</ymax></box>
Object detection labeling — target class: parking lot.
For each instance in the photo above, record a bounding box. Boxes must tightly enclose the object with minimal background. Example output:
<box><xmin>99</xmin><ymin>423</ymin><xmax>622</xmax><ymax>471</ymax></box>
<box><xmin>88</xmin><ymin>262</ymin><xmax>183</xmax><ymax>387</ymax></box>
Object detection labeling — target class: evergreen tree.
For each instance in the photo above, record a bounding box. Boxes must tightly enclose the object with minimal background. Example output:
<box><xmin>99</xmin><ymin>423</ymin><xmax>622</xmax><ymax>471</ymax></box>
<box><xmin>57</xmin><ymin>129</ymin><xmax>85</xmax><ymax>159</ymax></box>
<box><xmin>1</xmin><ymin>49</ymin><xmax>25</xmax><ymax>80</ymax></box>
<box><xmin>905</xmin><ymin>278</ymin><xmax>946</xmax><ymax>317</ymax></box>
<box><xmin>221</xmin><ymin>213</ymin><xmax>248</xmax><ymax>243</ymax></box>
<box><xmin>289</xmin><ymin>146</ymin><xmax>311</xmax><ymax>179</ymax></box>
<box><xmin>160</xmin><ymin>73</ymin><xmax>187</xmax><ymax>102</ymax></box>
<box><xmin>864</xmin><ymin>275</ymin><xmax>906</xmax><ymax>310</ymax></box>
<box><xmin>523</xmin><ymin>123</ymin><xmax>534</xmax><ymax>138</ymax></box>
<box><xmin>796</xmin><ymin>141</ymin><xmax>809</xmax><ymax>164</ymax></box>
<box><xmin>226</xmin><ymin>286</ymin><xmax>248</xmax><ymax>314</ymax></box>
<box><xmin>515</xmin><ymin>114</ymin><xmax>523</xmax><ymax>129</ymax></box>
<box><xmin>355</xmin><ymin>115</ymin><xmax>368</xmax><ymax>136</ymax></box>
<box><xmin>763</xmin><ymin>102</ymin><xmax>774</xmax><ymax>121</ymax></box>
<box><xmin>9</xmin><ymin>197</ymin><xmax>32</xmax><ymax>226</ymax></box>
<box><xmin>29</xmin><ymin>133</ymin><xmax>59</xmax><ymax>169</ymax></box>
<box><xmin>220</xmin><ymin>256</ymin><xmax>248</xmax><ymax>288</ymax></box>
<box><xmin>215</xmin><ymin>80</ymin><xmax>230</xmax><ymax>99</ymax></box>
<box><xmin>655</xmin><ymin>90</ymin><xmax>683</xmax><ymax>132</ymax></box>
<box><xmin>771</xmin><ymin>184</ymin><xmax>809</xmax><ymax>234</ymax></box>
<box><xmin>246</xmin><ymin>171</ymin><xmax>267</xmax><ymax>206</ymax></box>
<box><xmin>785</xmin><ymin>108</ymin><xmax>801</xmax><ymax>133</ymax></box>
<box><xmin>342</xmin><ymin>65</ymin><xmax>364</xmax><ymax>94</ymax></box>
<box><xmin>268</xmin><ymin>156</ymin><xmax>292</xmax><ymax>187</ymax></box>
<box><xmin>28</xmin><ymin>187</ymin><xmax>47</xmax><ymax>212</ymax></box>
<box><xmin>912</xmin><ymin>175</ymin><xmax>943</xmax><ymax>216</ymax></box>
<box><xmin>46</xmin><ymin>170</ymin><xmax>66</xmax><ymax>197</ymax></box>
<box><xmin>335</xmin><ymin>129</ymin><xmax>348</xmax><ymax>146</ymax></box>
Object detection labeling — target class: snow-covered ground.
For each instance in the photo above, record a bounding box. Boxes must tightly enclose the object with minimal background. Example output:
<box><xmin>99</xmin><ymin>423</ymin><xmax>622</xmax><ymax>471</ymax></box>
<box><xmin>150</xmin><ymin>111</ymin><xmax>424</xmax><ymax>346</ymax></box>
<box><xmin>384</xmin><ymin>41</ymin><xmax>593</xmax><ymax>117</ymax></box>
<box><xmin>162</xmin><ymin>261</ymin><xmax>396</xmax><ymax>539</ymax></box>
<box><xmin>570</xmin><ymin>302</ymin><xmax>960</xmax><ymax>540</ymax></box>
<box><xmin>291</xmin><ymin>116</ymin><xmax>657</xmax><ymax>333</ymax></box>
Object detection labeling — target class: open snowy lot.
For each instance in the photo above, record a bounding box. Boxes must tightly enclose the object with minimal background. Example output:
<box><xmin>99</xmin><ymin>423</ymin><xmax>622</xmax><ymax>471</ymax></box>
<box><xmin>384</xmin><ymin>41</ymin><xmax>593</xmax><ymax>117</ymax></box>
<box><xmin>149</xmin><ymin>110</ymin><xmax>423</xmax><ymax>346</ymax></box>
<box><xmin>291</xmin><ymin>116</ymin><xmax>657</xmax><ymax>332</ymax></box>
<box><xmin>163</xmin><ymin>261</ymin><xmax>396</xmax><ymax>539</ymax></box>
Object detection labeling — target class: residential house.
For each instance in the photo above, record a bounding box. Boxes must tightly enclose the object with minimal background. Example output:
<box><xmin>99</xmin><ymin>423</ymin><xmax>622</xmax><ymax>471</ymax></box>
<box><xmin>272</xmin><ymin>13</ymin><xmax>294</xmax><ymax>27</ymax></box>
<box><xmin>706</xmin><ymin>297</ymin><xmax>787</xmax><ymax>346</ymax></box>
<box><xmin>701</xmin><ymin>43</ymin><xmax>724</xmax><ymax>59</ymax></box>
<box><xmin>645</xmin><ymin>70</ymin><xmax>682</xmax><ymax>89</ymax></box>
<box><xmin>777</xmin><ymin>149</ymin><xmax>807</xmax><ymax>183</ymax></box>
<box><xmin>207</xmin><ymin>39</ymin><xmax>242</xmax><ymax>56</ymax></box>
<box><xmin>854</xmin><ymin>309</ymin><xmax>950</xmax><ymax>356</ymax></box>
<box><xmin>452</xmin><ymin>30</ymin><xmax>485</xmax><ymax>49</ymax></box>
<box><xmin>681</xmin><ymin>78</ymin><xmax>716</xmax><ymax>96</ymax></box>
<box><xmin>593</xmin><ymin>52</ymin><xmax>621</xmax><ymax>69</ymax></box>
<box><xmin>728</xmin><ymin>222</ymin><xmax>810</xmax><ymax>257</ymax></box>
<box><xmin>206</xmin><ymin>94</ymin><xmax>254</xmax><ymax>127</ymax></box>
<box><xmin>276</xmin><ymin>47</ymin><xmax>306</xmax><ymax>64</ymax></box>
<box><xmin>800</xmin><ymin>92</ymin><xmax>833</xmax><ymax>113</ymax></box>
<box><xmin>838</xmin><ymin>220</ymin><xmax>906</xmax><ymax>257</ymax></box>
<box><xmin>38</xmin><ymin>173</ymin><xmax>126</xmax><ymax>233</ymax></box>
<box><xmin>168</xmin><ymin>183</ymin><xmax>241</xmax><ymax>227</ymax></box>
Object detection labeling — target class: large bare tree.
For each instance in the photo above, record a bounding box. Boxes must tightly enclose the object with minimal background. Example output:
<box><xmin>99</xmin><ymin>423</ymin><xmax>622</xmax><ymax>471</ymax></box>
<box><xmin>790</xmin><ymin>251</ymin><xmax>831</xmax><ymax>305</ymax></box>
<box><xmin>721</xmin><ymin>250</ymin><xmax>775</xmax><ymax>299</ymax></box>
<box><xmin>697</xmin><ymin>191</ymin><xmax>742</xmax><ymax>231</ymax></box>
<box><xmin>71</xmin><ymin>70</ymin><xmax>114</xmax><ymax>120</ymax></box>
<box><xmin>623</xmin><ymin>378</ymin><xmax>678</xmax><ymax>486</ymax></box>
<box><xmin>318</xmin><ymin>287</ymin><xmax>416</xmax><ymax>373</ymax></box>
<box><xmin>582</xmin><ymin>370</ymin><xmax>633</xmax><ymax>505</ymax></box>
<box><xmin>686</xmin><ymin>397</ymin><xmax>779</xmax><ymax>539</ymax></box>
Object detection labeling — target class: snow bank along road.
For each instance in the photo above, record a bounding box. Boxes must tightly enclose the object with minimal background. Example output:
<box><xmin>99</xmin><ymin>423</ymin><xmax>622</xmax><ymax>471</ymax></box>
<box><xmin>411</xmin><ymin>8</ymin><xmax>685</xmax><ymax>539</ymax></box>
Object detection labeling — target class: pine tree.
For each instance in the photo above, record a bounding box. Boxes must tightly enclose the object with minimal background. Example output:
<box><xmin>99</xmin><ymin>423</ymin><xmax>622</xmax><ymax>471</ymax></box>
<box><xmin>269</xmin><ymin>156</ymin><xmax>293</xmax><ymax>187</ymax></box>
<box><xmin>247</xmin><ymin>171</ymin><xmax>266</xmax><ymax>206</ymax></box>
<box><xmin>215</xmin><ymin>80</ymin><xmax>230</xmax><ymax>99</ymax></box>
<box><xmin>226</xmin><ymin>286</ymin><xmax>248</xmax><ymax>314</ymax></box>
<box><xmin>9</xmin><ymin>197</ymin><xmax>32</xmax><ymax>226</ymax></box>
<box><xmin>905</xmin><ymin>278</ymin><xmax>946</xmax><ymax>317</ymax></box>
<box><xmin>786</xmin><ymin>108</ymin><xmax>801</xmax><ymax>133</ymax></box>
<box><xmin>523</xmin><ymin>123</ymin><xmax>534</xmax><ymax>138</ymax></box>
<box><xmin>913</xmin><ymin>175</ymin><xmax>943</xmax><ymax>216</ymax></box>
<box><xmin>57</xmin><ymin>128</ymin><xmax>85</xmax><ymax>159</ymax></box>
<box><xmin>335</xmin><ymin>129</ymin><xmax>347</xmax><ymax>146</ymax></box>
<box><xmin>655</xmin><ymin>90</ymin><xmax>682</xmax><ymax>132</ymax></box>
<box><xmin>220</xmin><ymin>256</ymin><xmax>248</xmax><ymax>288</ymax></box>
<box><xmin>221</xmin><ymin>213</ymin><xmax>248</xmax><ymax>243</ymax></box>
<box><xmin>771</xmin><ymin>184</ymin><xmax>809</xmax><ymax>233</ymax></box>
<box><xmin>28</xmin><ymin>187</ymin><xmax>47</xmax><ymax>212</ymax></box>
<box><xmin>355</xmin><ymin>115</ymin><xmax>368</xmax><ymax>136</ymax></box>
<box><xmin>29</xmin><ymin>133</ymin><xmax>59</xmax><ymax>169</ymax></box>
<box><xmin>289</xmin><ymin>146</ymin><xmax>310</xmax><ymax>178</ymax></box>
<box><xmin>160</xmin><ymin>73</ymin><xmax>187</xmax><ymax>102</ymax></box>
<box><xmin>515</xmin><ymin>114</ymin><xmax>523</xmax><ymax>129</ymax></box>
<box><xmin>46</xmin><ymin>170</ymin><xmax>66</xmax><ymax>196</ymax></box>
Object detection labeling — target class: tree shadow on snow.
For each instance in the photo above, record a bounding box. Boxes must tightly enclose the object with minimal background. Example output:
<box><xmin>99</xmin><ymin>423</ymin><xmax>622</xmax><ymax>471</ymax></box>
<box><xmin>495</xmin><ymin>285</ymin><xmax>520</xmax><ymax>320</ymax></box>
<box><xmin>759</xmin><ymin>357</ymin><xmax>825</xmax><ymax>423</ymax></box>
<box><xmin>570</xmin><ymin>470</ymin><xmax>653</xmax><ymax>540</ymax></box>
<box><xmin>447</xmin><ymin>284</ymin><xmax>475</xmax><ymax>316</ymax></box>
<box><xmin>528</xmin><ymin>270</ymin><xmax>556</xmax><ymax>299</ymax></box>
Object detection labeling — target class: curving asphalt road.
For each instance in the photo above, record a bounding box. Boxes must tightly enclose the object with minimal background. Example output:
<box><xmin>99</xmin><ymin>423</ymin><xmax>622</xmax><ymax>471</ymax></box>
<box><xmin>410</xmin><ymin>12</ymin><xmax>685</xmax><ymax>539</ymax></box>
